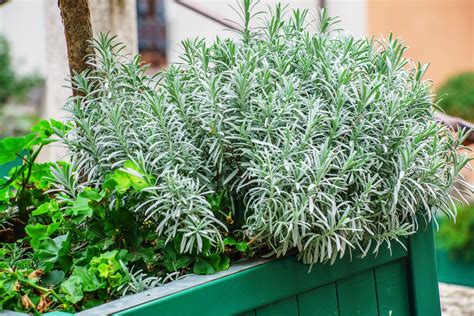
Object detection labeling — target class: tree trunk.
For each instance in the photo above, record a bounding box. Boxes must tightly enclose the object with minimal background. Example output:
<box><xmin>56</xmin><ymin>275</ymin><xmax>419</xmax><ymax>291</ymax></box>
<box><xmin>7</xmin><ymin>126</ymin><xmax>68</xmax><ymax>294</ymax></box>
<box><xmin>58</xmin><ymin>0</ymin><xmax>94</xmax><ymax>90</ymax></box>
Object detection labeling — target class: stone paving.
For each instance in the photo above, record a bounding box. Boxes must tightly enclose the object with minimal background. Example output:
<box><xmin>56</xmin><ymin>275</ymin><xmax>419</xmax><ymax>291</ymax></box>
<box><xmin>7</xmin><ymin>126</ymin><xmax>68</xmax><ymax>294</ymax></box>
<box><xmin>439</xmin><ymin>283</ymin><xmax>474</xmax><ymax>316</ymax></box>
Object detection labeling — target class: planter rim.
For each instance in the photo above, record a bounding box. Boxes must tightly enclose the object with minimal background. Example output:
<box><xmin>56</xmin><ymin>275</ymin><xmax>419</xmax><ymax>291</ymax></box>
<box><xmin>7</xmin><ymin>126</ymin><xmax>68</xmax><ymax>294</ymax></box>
<box><xmin>78</xmin><ymin>257</ymin><xmax>271</xmax><ymax>315</ymax></box>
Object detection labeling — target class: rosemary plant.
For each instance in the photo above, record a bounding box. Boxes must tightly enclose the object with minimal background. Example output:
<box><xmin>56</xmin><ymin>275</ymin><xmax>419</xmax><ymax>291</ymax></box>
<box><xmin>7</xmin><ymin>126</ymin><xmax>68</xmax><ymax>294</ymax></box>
<box><xmin>59</xmin><ymin>1</ymin><xmax>471</xmax><ymax>264</ymax></box>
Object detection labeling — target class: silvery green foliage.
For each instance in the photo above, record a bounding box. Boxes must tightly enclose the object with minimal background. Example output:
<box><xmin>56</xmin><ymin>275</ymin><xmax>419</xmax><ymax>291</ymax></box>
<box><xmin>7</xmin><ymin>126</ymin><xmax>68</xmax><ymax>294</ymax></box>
<box><xmin>60</xmin><ymin>2</ymin><xmax>470</xmax><ymax>264</ymax></box>
<box><xmin>117</xmin><ymin>261</ymin><xmax>181</xmax><ymax>296</ymax></box>
<box><xmin>0</xmin><ymin>206</ymin><xmax>17</xmax><ymax>230</ymax></box>
<box><xmin>62</xmin><ymin>34</ymin><xmax>226</xmax><ymax>255</ymax></box>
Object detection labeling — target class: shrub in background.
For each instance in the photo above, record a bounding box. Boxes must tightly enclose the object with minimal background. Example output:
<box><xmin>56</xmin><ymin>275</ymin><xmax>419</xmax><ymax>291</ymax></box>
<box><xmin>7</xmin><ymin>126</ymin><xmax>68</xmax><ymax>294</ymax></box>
<box><xmin>62</xmin><ymin>1</ymin><xmax>471</xmax><ymax>266</ymax></box>
<box><xmin>438</xmin><ymin>204</ymin><xmax>474</xmax><ymax>262</ymax></box>
<box><xmin>438</xmin><ymin>72</ymin><xmax>474</xmax><ymax>122</ymax></box>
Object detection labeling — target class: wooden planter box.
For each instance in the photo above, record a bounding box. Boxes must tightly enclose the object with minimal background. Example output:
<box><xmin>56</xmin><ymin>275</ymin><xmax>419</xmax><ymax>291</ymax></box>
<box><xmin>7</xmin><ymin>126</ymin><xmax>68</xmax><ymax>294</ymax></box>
<box><xmin>4</xmin><ymin>223</ymin><xmax>438</xmax><ymax>316</ymax></box>
<box><xmin>436</xmin><ymin>249</ymin><xmax>474</xmax><ymax>287</ymax></box>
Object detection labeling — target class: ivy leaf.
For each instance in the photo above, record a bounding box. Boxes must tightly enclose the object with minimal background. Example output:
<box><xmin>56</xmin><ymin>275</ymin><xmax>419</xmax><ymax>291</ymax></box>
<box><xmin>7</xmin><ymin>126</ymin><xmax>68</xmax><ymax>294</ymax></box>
<box><xmin>205</xmin><ymin>253</ymin><xmax>221</xmax><ymax>270</ymax></box>
<box><xmin>36</xmin><ymin>233</ymin><xmax>71</xmax><ymax>271</ymax></box>
<box><xmin>110</xmin><ymin>170</ymin><xmax>132</xmax><ymax>194</ymax></box>
<box><xmin>218</xmin><ymin>256</ymin><xmax>230</xmax><ymax>271</ymax></box>
<box><xmin>193</xmin><ymin>253</ymin><xmax>230</xmax><ymax>274</ymax></box>
<box><xmin>122</xmin><ymin>160</ymin><xmax>150</xmax><ymax>190</ymax></box>
<box><xmin>71</xmin><ymin>266</ymin><xmax>104</xmax><ymax>292</ymax></box>
<box><xmin>67</xmin><ymin>196</ymin><xmax>94</xmax><ymax>222</ymax></box>
<box><xmin>223</xmin><ymin>237</ymin><xmax>237</xmax><ymax>246</ymax></box>
<box><xmin>78</xmin><ymin>188</ymin><xmax>102</xmax><ymax>201</ymax></box>
<box><xmin>161</xmin><ymin>240</ymin><xmax>195</xmax><ymax>272</ymax></box>
<box><xmin>60</xmin><ymin>275</ymin><xmax>83</xmax><ymax>304</ymax></box>
<box><xmin>32</xmin><ymin>200</ymin><xmax>59</xmax><ymax>216</ymax></box>
<box><xmin>162</xmin><ymin>254</ymin><xmax>194</xmax><ymax>272</ymax></box>
<box><xmin>0</xmin><ymin>134</ymin><xmax>35</xmax><ymax>164</ymax></box>
<box><xmin>193</xmin><ymin>257</ymin><xmax>215</xmax><ymax>275</ymax></box>
<box><xmin>236</xmin><ymin>242</ymin><xmax>248</xmax><ymax>252</ymax></box>
<box><xmin>42</xmin><ymin>270</ymin><xmax>65</xmax><ymax>287</ymax></box>
<box><xmin>163</xmin><ymin>243</ymin><xmax>177</xmax><ymax>261</ymax></box>
<box><xmin>32</xmin><ymin>119</ymin><xmax>63</xmax><ymax>137</ymax></box>
<box><xmin>110</xmin><ymin>161</ymin><xmax>152</xmax><ymax>194</ymax></box>
<box><xmin>25</xmin><ymin>223</ymin><xmax>48</xmax><ymax>240</ymax></box>
<box><xmin>224</xmin><ymin>237</ymin><xmax>247</xmax><ymax>252</ymax></box>
<box><xmin>25</xmin><ymin>222</ymin><xmax>60</xmax><ymax>249</ymax></box>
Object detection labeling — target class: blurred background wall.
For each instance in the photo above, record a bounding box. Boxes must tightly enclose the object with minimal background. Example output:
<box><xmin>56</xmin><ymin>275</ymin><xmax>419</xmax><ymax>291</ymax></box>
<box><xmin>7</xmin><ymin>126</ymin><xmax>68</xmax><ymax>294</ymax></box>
<box><xmin>165</xmin><ymin>0</ymin><xmax>367</xmax><ymax>64</ymax></box>
<box><xmin>368</xmin><ymin>0</ymin><xmax>473</xmax><ymax>87</ymax></box>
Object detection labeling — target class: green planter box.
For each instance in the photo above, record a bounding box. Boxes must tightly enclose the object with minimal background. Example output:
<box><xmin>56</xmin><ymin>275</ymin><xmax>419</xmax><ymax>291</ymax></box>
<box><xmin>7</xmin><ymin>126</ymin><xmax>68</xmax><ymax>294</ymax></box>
<box><xmin>7</xmin><ymin>223</ymin><xmax>437</xmax><ymax>316</ymax></box>
<box><xmin>436</xmin><ymin>249</ymin><xmax>474</xmax><ymax>287</ymax></box>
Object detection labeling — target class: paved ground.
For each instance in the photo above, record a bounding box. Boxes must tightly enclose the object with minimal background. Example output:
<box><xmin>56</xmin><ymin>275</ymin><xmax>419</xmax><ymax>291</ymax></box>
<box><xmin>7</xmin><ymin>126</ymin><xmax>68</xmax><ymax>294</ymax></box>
<box><xmin>439</xmin><ymin>283</ymin><xmax>474</xmax><ymax>315</ymax></box>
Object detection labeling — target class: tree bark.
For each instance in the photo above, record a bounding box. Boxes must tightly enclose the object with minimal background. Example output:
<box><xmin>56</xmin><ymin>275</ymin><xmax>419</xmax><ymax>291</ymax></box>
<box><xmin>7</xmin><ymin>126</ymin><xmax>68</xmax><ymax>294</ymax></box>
<box><xmin>58</xmin><ymin>0</ymin><xmax>94</xmax><ymax>92</ymax></box>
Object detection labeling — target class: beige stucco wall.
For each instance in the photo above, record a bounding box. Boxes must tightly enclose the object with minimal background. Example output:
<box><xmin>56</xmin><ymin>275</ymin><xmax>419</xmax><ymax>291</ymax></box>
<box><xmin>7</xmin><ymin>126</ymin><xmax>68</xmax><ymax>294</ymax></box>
<box><xmin>0</xmin><ymin>0</ymin><xmax>48</xmax><ymax>76</ymax></box>
<box><xmin>326</xmin><ymin>0</ymin><xmax>367</xmax><ymax>37</ymax></box>
<box><xmin>368</xmin><ymin>0</ymin><xmax>474</xmax><ymax>86</ymax></box>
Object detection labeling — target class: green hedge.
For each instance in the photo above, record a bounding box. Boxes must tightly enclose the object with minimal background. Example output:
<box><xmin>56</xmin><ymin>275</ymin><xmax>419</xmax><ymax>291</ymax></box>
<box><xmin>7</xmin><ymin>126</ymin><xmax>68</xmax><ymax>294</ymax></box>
<box><xmin>438</xmin><ymin>72</ymin><xmax>474</xmax><ymax>122</ymax></box>
<box><xmin>437</xmin><ymin>204</ymin><xmax>474</xmax><ymax>263</ymax></box>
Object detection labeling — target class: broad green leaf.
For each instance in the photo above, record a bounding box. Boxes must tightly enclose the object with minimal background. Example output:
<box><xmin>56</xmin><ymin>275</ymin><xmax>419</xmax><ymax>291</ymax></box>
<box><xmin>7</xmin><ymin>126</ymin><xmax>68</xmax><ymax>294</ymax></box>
<box><xmin>193</xmin><ymin>257</ymin><xmax>215</xmax><ymax>275</ymax></box>
<box><xmin>218</xmin><ymin>256</ymin><xmax>230</xmax><ymax>271</ymax></box>
<box><xmin>78</xmin><ymin>188</ymin><xmax>102</xmax><ymax>201</ymax></box>
<box><xmin>66</xmin><ymin>196</ymin><xmax>93</xmax><ymax>221</ymax></box>
<box><xmin>36</xmin><ymin>233</ymin><xmax>71</xmax><ymax>271</ymax></box>
<box><xmin>162</xmin><ymin>253</ymin><xmax>193</xmax><ymax>272</ymax></box>
<box><xmin>32</xmin><ymin>200</ymin><xmax>59</xmax><ymax>216</ymax></box>
<box><xmin>236</xmin><ymin>242</ymin><xmax>248</xmax><ymax>252</ymax></box>
<box><xmin>110</xmin><ymin>170</ymin><xmax>132</xmax><ymax>194</ymax></box>
<box><xmin>0</xmin><ymin>134</ymin><xmax>35</xmax><ymax>164</ymax></box>
<box><xmin>25</xmin><ymin>223</ymin><xmax>48</xmax><ymax>239</ymax></box>
<box><xmin>223</xmin><ymin>237</ymin><xmax>237</xmax><ymax>245</ymax></box>
<box><xmin>27</xmin><ymin>163</ymin><xmax>54</xmax><ymax>189</ymax></box>
<box><xmin>25</xmin><ymin>222</ymin><xmax>60</xmax><ymax>248</ymax></box>
<box><xmin>42</xmin><ymin>270</ymin><xmax>65</xmax><ymax>286</ymax></box>
<box><xmin>204</xmin><ymin>253</ymin><xmax>221</xmax><ymax>270</ymax></box>
<box><xmin>31</xmin><ymin>119</ymin><xmax>68</xmax><ymax>145</ymax></box>
<box><xmin>71</xmin><ymin>266</ymin><xmax>104</xmax><ymax>292</ymax></box>
<box><xmin>60</xmin><ymin>275</ymin><xmax>83</xmax><ymax>303</ymax></box>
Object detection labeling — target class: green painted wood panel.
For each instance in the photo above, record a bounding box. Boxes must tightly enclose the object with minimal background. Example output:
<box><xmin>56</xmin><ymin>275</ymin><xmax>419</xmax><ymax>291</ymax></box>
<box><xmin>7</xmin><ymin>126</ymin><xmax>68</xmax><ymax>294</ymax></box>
<box><xmin>337</xmin><ymin>270</ymin><xmax>378</xmax><ymax>316</ymax></box>
<box><xmin>297</xmin><ymin>283</ymin><xmax>339</xmax><ymax>316</ymax></box>
<box><xmin>256</xmin><ymin>296</ymin><xmax>298</xmax><ymax>316</ymax></box>
<box><xmin>9</xmin><ymin>222</ymin><xmax>441</xmax><ymax>316</ymax></box>
<box><xmin>375</xmin><ymin>260</ymin><xmax>410</xmax><ymax>316</ymax></box>
<box><xmin>117</xmin><ymin>242</ymin><xmax>407</xmax><ymax>316</ymax></box>
<box><xmin>408</xmin><ymin>221</ymin><xmax>441</xmax><ymax>315</ymax></box>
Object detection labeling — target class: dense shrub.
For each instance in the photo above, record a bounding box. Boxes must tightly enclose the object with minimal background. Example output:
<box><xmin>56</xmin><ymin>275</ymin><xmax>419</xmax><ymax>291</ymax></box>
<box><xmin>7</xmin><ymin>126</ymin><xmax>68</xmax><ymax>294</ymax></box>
<box><xmin>62</xmin><ymin>2</ymin><xmax>470</xmax><ymax>265</ymax></box>
<box><xmin>438</xmin><ymin>204</ymin><xmax>474</xmax><ymax>262</ymax></box>
<box><xmin>438</xmin><ymin>72</ymin><xmax>474</xmax><ymax>122</ymax></box>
